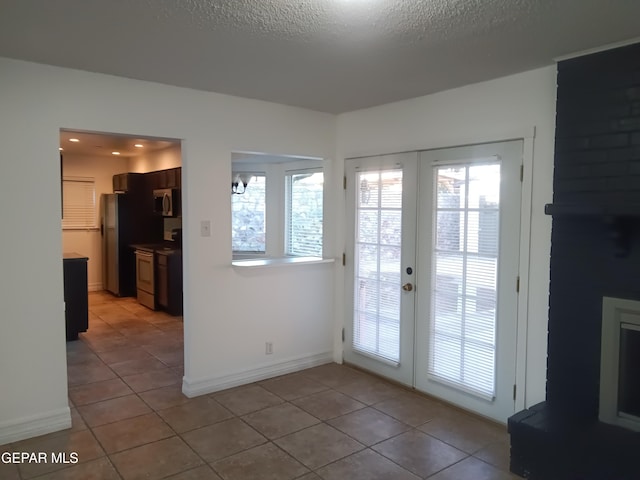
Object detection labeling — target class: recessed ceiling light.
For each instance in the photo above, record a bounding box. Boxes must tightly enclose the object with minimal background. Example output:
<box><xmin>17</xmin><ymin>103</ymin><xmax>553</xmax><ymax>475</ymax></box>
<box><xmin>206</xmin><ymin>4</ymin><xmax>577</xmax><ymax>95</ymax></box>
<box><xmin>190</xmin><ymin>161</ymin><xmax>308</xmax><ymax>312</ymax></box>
<box><xmin>59</xmin><ymin>147</ymin><xmax>63</xmax><ymax>151</ymax></box>
<box><xmin>69</xmin><ymin>138</ymin><xmax>79</xmax><ymax>142</ymax></box>
<box><xmin>134</xmin><ymin>144</ymin><xmax>144</xmax><ymax>148</ymax></box>
<box><xmin>112</xmin><ymin>151</ymin><xmax>121</xmax><ymax>155</ymax></box>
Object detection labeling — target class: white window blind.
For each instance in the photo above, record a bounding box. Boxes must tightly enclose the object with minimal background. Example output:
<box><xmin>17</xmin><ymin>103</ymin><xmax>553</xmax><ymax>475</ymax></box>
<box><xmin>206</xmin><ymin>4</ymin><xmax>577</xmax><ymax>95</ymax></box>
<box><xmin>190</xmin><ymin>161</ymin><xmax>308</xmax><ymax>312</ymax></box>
<box><xmin>285</xmin><ymin>170</ymin><xmax>324</xmax><ymax>257</ymax></box>
<box><xmin>353</xmin><ymin>169</ymin><xmax>403</xmax><ymax>364</ymax></box>
<box><xmin>232</xmin><ymin>174</ymin><xmax>266</xmax><ymax>252</ymax></box>
<box><xmin>428</xmin><ymin>162</ymin><xmax>500</xmax><ymax>400</ymax></box>
<box><xmin>62</xmin><ymin>177</ymin><xmax>96</xmax><ymax>229</ymax></box>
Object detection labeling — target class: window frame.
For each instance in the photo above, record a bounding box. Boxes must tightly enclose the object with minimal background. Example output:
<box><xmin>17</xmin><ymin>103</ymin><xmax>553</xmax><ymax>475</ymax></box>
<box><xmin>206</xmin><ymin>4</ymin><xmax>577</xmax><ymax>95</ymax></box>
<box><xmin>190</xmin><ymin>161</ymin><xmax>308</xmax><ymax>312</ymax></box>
<box><xmin>284</xmin><ymin>167</ymin><xmax>324</xmax><ymax>258</ymax></box>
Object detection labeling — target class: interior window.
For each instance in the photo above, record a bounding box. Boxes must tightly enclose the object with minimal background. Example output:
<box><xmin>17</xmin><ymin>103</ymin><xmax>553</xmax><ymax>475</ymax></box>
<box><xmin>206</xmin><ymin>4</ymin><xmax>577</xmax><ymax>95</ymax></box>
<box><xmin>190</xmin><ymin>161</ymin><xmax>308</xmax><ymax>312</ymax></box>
<box><xmin>231</xmin><ymin>152</ymin><xmax>324</xmax><ymax>261</ymax></box>
<box><xmin>285</xmin><ymin>170</ymin><xmax>324</xmax><ymax>257</ymax></box>
<box><xmin>231</xmin><ymin>173</ymin><xmax>266</xmax><ymax>253</ymax></box>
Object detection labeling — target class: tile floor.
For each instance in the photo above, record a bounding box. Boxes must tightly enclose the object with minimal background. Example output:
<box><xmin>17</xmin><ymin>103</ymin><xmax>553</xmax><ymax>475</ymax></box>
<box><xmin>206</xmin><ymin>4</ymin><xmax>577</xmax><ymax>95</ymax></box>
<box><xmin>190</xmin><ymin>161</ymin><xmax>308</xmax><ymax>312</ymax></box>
<box><xmin>1</xmin><ymin>291</ymin><xmax>519</xmax><ymax>480</ymax></box>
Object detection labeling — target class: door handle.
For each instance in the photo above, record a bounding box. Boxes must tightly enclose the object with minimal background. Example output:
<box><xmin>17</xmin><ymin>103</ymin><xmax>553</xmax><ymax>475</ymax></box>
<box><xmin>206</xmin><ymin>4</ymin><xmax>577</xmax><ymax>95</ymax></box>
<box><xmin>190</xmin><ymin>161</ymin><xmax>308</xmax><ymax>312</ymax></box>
<box><xmin>402</xmin><ymin>283</ymin><xmax>414</xmax><ymax>292</ymax></box>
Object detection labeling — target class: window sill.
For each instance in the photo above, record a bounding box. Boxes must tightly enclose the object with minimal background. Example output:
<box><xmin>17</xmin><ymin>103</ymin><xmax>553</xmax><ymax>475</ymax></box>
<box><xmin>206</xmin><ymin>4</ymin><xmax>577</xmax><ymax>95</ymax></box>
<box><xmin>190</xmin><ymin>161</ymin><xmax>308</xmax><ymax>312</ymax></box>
<box><xmin>232</xmin><ymin>256</ymin><xmax>335</xmax><ymax>268</ymax></box>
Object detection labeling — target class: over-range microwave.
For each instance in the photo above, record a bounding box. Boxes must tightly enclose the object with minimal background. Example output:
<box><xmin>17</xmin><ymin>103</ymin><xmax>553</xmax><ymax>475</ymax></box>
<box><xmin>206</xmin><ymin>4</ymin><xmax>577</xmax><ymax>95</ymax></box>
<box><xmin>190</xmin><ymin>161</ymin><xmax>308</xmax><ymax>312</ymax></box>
<box><xmin>153</xmin><ymin>188</ymin><xmax>178</xmax><ymax>217</ymax></box>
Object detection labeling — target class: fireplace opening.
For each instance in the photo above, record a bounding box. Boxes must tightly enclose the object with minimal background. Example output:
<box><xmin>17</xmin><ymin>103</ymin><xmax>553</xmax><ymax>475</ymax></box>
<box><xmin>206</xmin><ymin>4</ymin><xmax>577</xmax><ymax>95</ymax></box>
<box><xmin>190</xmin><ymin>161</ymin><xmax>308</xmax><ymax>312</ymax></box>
<box><xmin>618</xmin><ymin>324</ymin><xmax>640</xmax><ymax>420</ymax></box>
<box><xmin>600</xmin><ymin>297</ymin><xmax>640</xmax><ymax>432</ymax></box>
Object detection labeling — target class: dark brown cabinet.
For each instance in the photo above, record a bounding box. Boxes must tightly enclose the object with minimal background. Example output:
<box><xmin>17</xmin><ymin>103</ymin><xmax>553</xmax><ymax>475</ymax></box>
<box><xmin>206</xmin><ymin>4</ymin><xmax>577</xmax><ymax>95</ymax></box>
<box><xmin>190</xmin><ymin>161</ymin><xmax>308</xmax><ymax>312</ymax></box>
<box><xmin>156</xmin><ymin>250</ymin><xmax>182</xmax><ymax>315</ymax></box>
<box><xmin>63</xmin><ymin>253</ymin><xmax>89</xmax><ymax>340</ymax></box>
<box><xmin>113</xmin><ymin>172</ymin><xmax>143</xmax><ymax>193</ymax></box>
<box><xmin>148</xmin><ymin>167</ymin><xmax>181</xmax><ymax>190</ymax></box>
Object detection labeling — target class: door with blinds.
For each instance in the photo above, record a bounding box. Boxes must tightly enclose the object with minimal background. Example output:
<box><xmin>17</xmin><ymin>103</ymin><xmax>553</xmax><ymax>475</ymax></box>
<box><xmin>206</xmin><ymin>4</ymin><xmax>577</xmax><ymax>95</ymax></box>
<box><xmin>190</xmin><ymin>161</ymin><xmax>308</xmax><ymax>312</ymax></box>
<box><xmin>344</xmin><ymin>153</ymin><xmax>418</xmax><ymax>387</ymax></box>
<box><xmin>414</xmin><ymin>141</ymin><xmax>522</xmax><ymax>422</ymax></box>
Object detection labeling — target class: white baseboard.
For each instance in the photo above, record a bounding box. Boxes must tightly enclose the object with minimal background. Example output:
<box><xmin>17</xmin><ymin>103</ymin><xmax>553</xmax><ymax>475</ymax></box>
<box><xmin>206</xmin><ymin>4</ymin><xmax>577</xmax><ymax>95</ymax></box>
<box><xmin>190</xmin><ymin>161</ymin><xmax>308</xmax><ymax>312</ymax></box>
<box><xmin>182</xmin><ymin>351</ymin><xmax>334</xmax><ymax>398</ymax></box>
<box><xmin>88</xmin><ymin>283</ymin><xmax>102</xmax><ymax>292</ymax></box>
<box><xmin>0</xmin><ymin>407</ymin><xmax>71</xmax><ymax>446</ymax></box>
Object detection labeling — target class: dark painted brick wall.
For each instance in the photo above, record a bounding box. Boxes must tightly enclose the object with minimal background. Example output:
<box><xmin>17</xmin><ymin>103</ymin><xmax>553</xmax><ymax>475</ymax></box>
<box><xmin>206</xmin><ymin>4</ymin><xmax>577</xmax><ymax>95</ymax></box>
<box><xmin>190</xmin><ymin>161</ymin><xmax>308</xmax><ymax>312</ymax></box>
<box><xmin>548</xmin><ymin>42</ymin><xmax>640</xmax><ymax>421</ymax></box>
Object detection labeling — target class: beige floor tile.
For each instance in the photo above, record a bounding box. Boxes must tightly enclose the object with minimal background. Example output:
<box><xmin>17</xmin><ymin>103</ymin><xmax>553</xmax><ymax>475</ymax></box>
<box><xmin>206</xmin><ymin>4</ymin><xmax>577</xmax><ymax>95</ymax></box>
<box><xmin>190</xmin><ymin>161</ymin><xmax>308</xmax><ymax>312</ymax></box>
<box><xmin>275</xmin><ymin>423</ymin><xmax>364</xmax><ymax>470</ymax></box>
<box><xmin>109</xmin><ymin>356</ymin><xmax>168</xmax><ymax>377</ymax></box>
<box><xmin>151</xmin><ymin>347</ymin><xmax>184</xmax><ymax>366</ymax></box>
<box><xmin>316</xmin><ymin>449</ymin><xmax>420</xmax><ymax>480</ymax></box>
<box><xmin>121</xmin><ymin>368</ymin><xmax>182</xmax><ymax>392</ymax></box>
<box><xmin>65</xmin><ymin>349</ymin><xmax>104</xmax><ymax>367</ymax></box>
<box><xmin>427</xmin><ymin>456</ymin><xmax>518</xmax><ymax>480</ymax></box>
<box><xmin>27</xmin><ymin>457</ymin><xmax>120</xmax><ymax>480</ymax></box>
<box><xmin>418</xmin><ymin>413</ymin><xmax>507</xmax><ymax>454</ymax></box>
<box><xmin>242</xmin><ymin>403</ymin><xmax>320</xmax><ymax>439</ymax></box>
<box><xmin>165</xmin><ymin>465</ymin><xmax>223</xmax><ymax>479</ymax></box>
<box><xmin>335</xmin><ymin>377</ymin><xmax>406</xmax><ymax>405</ymax></box>
<box><xmin>259</xmin><ymin>373</ymin><xmax>329</xmax><ymax>400</ymax></box>
<box><xmin>212</xmin><ymin>442</ymin><xmax>309</xmax><ymax>480</ymax></box>
<box><xmin>373</xmin><ymin>391</ymin><xmax>451</xmax><ymax>426</ymax></box>
<box><xmin>328</xmin><ymin>407</ymin><xmax>411</xmax><ymax>446</ymax></box>
<box><xmin>296</xmin><ymin>473</ymin><xmax>323</xmax><ymax>480</ymax></box>
<box><xmin>126</xmin><ymin>331</ymin><xmax>174</xmax><ymax>347</ymax></box>
<box><xmin>69</xmin><ymin>408</ymin><xmax>88</xmax><ymax>432</ymax></box>
<box><xmin>68</xmin><ymin>377</ymin><xmax>133</xmax><ymax>406</ymax></box>
<box><xmin>139</xmin><ymin>385</ymin><xmax>191</xmax><ymax>411</ymax></box>
<box><xmin>77</xmin><ymin>394</ymin><xmax>152</xmax><ymax>427</ymax></box>
<box><xmin>92</xmin><ymin>412</ymin><xmax>174</xmax><ymax>453</ymax></box>
<box><xmin>15</xmin><ymin>430</ymin><xmax>104</xmax><ymax>479</ymax></box>
<box><xmin>67</xmin><ymin>363</ymin><xmax>117</xmax><ymax>386</ymax></box>
<box><xmin>292</xmin><ymin>389</ymin><xmax>366</xmax><ymax>420</ymax></box>
<box><xmin>371</xmin><ymin>430</ymin><xmax>467</xmax><ymax>478</ymax></box>
<box><xmin>182</xmin><ymin>418</ymin><xmax>266</xmax><ymax>463</ymax></box>
<box><xmin>96</xmin><ymin>347</ymin><xmax>154</xmax><ymax>365</ymax></box>
<box><xmin>214</xmin><ymin>384</ymin><xmax>284</xmax><ymax>416</ymax></box>
<box><xmin>81</xmin><ymin>336</ymin><xmax>136</xmax><ymax>353</ymax></box>
<box><xmin>0</xmin><ymin>460</ymin><xmax>20</xmax><ymax>480</ymax></box>
<box><xmin>473</xmin><ymin>439</ymin><xmax>512</xmax><ymax>472</ymax></box>
<box><xmin>299</xmin><ymin>363</ymin><xmax>367</xmax><ymax>388</ymax></box>
<box><xmin>157</xmin><ymin>396</ymin><xmax>233</xmax><ymax>433</ymax></box>
<box><xmin>110</xmin><ymin>436</ymin><xmax>203</xmax><ymax>480</ymax></box>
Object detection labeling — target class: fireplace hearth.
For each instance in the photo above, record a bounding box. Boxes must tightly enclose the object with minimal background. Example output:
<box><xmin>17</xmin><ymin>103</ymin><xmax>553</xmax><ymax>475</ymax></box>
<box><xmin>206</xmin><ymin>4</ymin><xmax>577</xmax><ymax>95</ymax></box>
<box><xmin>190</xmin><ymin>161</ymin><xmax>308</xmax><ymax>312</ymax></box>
<box><xmin>508</xmin><ymin>42</ymin><xmax>640</xmax><ymax>479</ymax></box>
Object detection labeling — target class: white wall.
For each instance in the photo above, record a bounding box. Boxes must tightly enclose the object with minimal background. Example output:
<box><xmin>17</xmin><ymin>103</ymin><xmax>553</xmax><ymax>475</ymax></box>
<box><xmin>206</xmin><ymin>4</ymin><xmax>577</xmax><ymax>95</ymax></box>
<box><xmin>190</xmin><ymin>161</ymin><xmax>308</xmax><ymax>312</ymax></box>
<box><xmin>61</xmin><ymin>154</ymin><xmax>129</xmax><ymax>290</ymax></box>
<box><xmin>129</xmin><ymin>144</ymin><xmax>182</xmax><ymax>172</ymax></box>
<box><xmin>0</xmin><ymin>57</ymin><xmax>336</xmax><ymax>444</ymax></box>
<box><xmin>335</xmin><ymin>66</ymin><xmax>557</xmax><ymax>408</ymax></box>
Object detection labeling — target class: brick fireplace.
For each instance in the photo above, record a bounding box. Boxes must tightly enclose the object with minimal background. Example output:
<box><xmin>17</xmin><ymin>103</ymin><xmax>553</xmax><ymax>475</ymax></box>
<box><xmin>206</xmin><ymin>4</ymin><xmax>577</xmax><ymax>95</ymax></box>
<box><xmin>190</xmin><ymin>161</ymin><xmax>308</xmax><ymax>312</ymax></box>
<box><xmin>508</xmin><ymin>42</ymin><xmax>640</xmax><ymax>479</ymax></box>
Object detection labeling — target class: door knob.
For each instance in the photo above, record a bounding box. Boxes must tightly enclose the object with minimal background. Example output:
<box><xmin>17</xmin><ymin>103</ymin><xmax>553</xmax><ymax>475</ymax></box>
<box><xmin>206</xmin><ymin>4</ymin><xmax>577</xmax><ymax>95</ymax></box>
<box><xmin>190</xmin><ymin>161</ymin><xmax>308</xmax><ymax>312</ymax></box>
<box><xmin>402</xmin><ymin>283</ymin><xmax>414</xmax><ymax>292</ymax></box>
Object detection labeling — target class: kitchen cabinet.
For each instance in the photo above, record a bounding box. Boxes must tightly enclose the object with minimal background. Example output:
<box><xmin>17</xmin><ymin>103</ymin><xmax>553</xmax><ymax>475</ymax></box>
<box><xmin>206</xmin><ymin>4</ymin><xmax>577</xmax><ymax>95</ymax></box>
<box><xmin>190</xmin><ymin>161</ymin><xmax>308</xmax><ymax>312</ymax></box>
<box><xmin>113</xmin><ymin>172</ymin><xmax>143</xmax><ymax>193</ymax></box>
<box><xmin>148</xmin><ymin>167</ymin><xmax>181</xmax><ymax>190</ymax></box>
<box><xmin>156</xmin><ymin>250</ymin><xmax>182</xmax><ymax>315</ymax></box>
<box><xmin>63</xmin><ymin>253</ymin><xmax>89</xmax><ymax>340</ymax></box>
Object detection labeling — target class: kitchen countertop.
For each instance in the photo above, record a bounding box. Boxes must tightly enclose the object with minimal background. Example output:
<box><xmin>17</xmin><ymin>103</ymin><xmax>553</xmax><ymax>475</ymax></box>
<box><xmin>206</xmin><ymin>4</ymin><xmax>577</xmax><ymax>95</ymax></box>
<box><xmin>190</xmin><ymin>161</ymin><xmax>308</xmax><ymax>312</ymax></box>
<box><xmin>130</xmin><ymin>243</ymin><xmax>181</xmax><ymax>254</ymax></box>
<box><xmin>63</xmin><ymin>252</ymin><xmax>89</xmax><ymax>261</ymax></box>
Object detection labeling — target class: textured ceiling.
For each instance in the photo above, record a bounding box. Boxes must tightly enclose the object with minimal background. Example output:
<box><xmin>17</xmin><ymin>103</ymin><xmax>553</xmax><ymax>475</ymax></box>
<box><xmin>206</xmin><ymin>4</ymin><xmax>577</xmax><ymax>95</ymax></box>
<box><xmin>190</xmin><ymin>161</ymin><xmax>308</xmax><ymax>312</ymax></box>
<box><xmin>1</xmin><ymin>0</ymin><xmax>639</xmax><ymax>113</ymax></box>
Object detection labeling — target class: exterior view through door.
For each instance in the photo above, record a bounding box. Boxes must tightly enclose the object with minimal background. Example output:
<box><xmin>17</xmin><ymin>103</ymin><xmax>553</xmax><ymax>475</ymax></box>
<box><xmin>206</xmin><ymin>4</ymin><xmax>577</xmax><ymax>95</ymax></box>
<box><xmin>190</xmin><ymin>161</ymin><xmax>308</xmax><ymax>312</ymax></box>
<box><xmin>344</xmin><ymin>141</ymin><xmax>523</xmax><ymax>423</ymax></box>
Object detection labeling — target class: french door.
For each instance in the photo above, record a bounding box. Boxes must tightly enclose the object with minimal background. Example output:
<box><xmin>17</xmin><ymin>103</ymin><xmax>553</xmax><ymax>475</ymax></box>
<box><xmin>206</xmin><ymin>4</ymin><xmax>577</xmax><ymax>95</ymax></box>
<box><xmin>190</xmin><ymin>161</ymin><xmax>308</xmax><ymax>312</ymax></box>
<box><xmin>343</xmin><ymin>153</ymin><xmax>418</xmax><ymax>387</ymax></box>
<box><xmin>345</xmin><ymin>141</ymin><xmax>522</xmax><ymax>422</ymax></box>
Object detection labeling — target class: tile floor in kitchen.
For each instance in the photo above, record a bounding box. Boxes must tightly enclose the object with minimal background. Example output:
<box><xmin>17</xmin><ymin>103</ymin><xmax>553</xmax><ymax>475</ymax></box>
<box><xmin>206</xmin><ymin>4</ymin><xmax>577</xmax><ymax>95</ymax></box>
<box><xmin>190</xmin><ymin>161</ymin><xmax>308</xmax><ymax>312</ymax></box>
<box><xmin>1</xmin><ymin>291</ymin><xmax>518</xmax><ymax>479</ymax></box>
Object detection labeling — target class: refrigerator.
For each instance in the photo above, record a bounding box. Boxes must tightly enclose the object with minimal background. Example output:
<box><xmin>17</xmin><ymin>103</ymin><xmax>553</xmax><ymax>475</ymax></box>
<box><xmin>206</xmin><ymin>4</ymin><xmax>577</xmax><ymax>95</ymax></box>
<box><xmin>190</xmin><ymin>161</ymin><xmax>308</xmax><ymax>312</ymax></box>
<box><xmin>101</xmin><ymin>193</ymin><xmax>136</xmax><ymax>296</ymax></box>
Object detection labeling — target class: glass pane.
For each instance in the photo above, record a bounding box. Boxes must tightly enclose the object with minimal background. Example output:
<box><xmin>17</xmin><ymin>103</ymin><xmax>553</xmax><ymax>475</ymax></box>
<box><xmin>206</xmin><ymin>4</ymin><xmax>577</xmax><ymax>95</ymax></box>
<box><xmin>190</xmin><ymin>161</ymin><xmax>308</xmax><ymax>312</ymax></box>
<box><xmin>231</xmin><ymin>174</ymin><xmax>266</xmax><ymax>252</ymax></box>
<box><xmin>353</xmin><ymin>168</ymin><xmax>403</xmax><ymax>364</ymax></box>
<box><xmin>286</xmin><ymin>171</ymin><xmax>323</xmax><ymax>257</ymax></box>
<box><xmin>429</xmin><ymin>162</ymin><xmax>500</xmax><ymax>399</ymax></box>
<box><xmin>436</xmin><ymin>167</ymin><xmax>466</xmax><ymax>209</ymax></box>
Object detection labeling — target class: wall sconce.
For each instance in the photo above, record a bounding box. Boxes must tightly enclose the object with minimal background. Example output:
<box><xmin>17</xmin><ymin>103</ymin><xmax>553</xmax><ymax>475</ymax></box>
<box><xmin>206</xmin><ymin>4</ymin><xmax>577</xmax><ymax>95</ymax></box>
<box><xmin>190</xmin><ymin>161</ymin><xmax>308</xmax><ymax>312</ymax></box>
<box><xmin>232</xmin><ymin>173</ymin><xmax>252</xmax><ymax>194</ymax></box>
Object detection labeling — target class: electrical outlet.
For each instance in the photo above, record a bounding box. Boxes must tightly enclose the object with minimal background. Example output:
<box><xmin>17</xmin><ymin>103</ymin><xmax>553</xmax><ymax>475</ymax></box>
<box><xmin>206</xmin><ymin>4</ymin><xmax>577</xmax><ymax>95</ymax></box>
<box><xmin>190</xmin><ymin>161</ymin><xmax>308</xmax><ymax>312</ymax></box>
<box><xmin>265</xmin><ymin>342</ymin><xmax>273</xmax><ymax>355</ymax></box>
